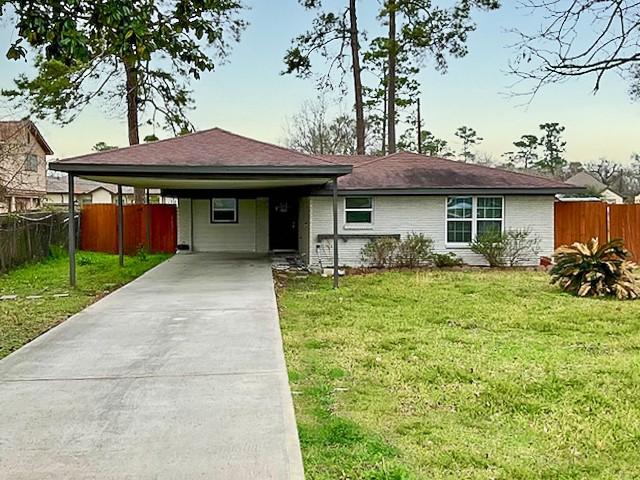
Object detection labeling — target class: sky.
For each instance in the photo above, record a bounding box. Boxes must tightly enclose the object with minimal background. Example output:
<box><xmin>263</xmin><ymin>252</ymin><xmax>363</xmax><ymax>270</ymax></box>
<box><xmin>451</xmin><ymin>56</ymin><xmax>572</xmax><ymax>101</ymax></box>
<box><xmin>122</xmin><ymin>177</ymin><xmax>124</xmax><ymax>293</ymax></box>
<box><xmin>0</xmin><ymin>1</ymin><xmax>638</xmax><ymax>164</ymax></box>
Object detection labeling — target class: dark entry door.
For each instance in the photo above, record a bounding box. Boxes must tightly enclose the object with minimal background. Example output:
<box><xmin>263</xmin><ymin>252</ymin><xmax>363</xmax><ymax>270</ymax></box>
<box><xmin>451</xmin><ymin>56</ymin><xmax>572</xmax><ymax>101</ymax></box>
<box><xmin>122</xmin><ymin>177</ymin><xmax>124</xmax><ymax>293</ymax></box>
<box><xmin>269</xmin><ymin>197</ymin><xmax>299</xmax><ymax>251</ymax></box>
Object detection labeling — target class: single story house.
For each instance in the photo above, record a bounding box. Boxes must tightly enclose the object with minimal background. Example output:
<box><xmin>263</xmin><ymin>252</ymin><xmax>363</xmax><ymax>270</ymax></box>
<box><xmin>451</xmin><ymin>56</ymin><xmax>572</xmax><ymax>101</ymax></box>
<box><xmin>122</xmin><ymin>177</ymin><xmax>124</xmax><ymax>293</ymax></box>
<box><xmin>564</xmin><ymin>171</ymin><xmax>624</xmax><ymax>204</ymax></box>
<box><xmin>50</xmin><ymin>128</ymin><xmax>576</xmax><ymax>274</ymax></box>
<box><xmin>46</xmin><ymin>175</ymin><xmax>174</xmax><ymax>207</ymax></box>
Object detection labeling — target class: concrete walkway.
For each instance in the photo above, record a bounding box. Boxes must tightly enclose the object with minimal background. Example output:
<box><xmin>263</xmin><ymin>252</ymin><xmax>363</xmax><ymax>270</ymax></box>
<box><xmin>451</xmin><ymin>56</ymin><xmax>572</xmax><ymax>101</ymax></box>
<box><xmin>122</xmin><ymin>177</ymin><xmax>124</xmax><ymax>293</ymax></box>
<box><xmin>0</xmin><ymin>254</ymin><xmax>304</xmax><ymax>479</ymax></box>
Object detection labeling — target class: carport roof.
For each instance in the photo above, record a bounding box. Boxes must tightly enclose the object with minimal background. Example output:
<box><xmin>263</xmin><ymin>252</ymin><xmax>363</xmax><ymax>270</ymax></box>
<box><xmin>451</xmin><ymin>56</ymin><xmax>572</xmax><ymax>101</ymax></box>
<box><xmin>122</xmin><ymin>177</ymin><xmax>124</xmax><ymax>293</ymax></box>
<box><xmin>50</xmin><ymin>127</ymin><xmax>349</xmax><ymax>176</ymax></box>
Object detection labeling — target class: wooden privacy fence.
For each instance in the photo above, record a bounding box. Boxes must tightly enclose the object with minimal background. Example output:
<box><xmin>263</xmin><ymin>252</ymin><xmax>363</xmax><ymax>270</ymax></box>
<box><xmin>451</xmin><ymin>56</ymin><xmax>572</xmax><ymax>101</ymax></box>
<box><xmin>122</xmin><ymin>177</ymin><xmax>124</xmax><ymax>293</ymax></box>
<box><xmin>0</xmin><ymin>211</ymin><xmax>76</xmax><ymax>272</ymax></box>
<box><xmin>555</xmin><ymin>202</ymin><xmax>640</xmax><ymax>260</ymax></box>
<box><xmin>80</xmin><ymin>204</ymin><xmax>177</xmax><ymax>255</ymax></box>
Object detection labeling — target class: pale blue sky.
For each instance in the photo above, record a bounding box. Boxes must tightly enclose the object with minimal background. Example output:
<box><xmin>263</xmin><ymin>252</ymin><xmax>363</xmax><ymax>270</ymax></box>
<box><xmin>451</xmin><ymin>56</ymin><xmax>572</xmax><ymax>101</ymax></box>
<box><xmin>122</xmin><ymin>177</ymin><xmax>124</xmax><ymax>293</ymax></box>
<box><xmin>0</xmin><ymin>1</ymin><xmax>638</xmax><ymax>163</ymax></box>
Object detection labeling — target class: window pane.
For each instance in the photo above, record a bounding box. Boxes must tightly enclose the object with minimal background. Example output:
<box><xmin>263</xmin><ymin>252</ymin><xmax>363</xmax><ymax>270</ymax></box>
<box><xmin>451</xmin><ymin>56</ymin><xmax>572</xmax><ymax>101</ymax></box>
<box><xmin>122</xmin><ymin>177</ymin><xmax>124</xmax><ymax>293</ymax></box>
<box><xmin>213</xmin><ymin>210</ymin><xmax>236</xmax><ymax>222</ymax></box>
<box><xmin>477</xmin><ymin>220</ymin><xmax>502</xmax><ymax>236</ymax></box>
<box><xmin>213</xmin><ymin>198</ymin><xmax>235</xmax><ymax>210</ymax></box>
<box><xmin>447</xmin><ymin>221</ymin><xmax>472</xmax><ymax>243</ymax></box>
<box><xmin>477</xmin><ymin>197</ymin><xmax>503</xmax><ymax>219</ymax></box>
<box><xmin>346</xmin><ymin>210</ymin><xmax>372</xmax><ymax>223</ymax></box>
<box><xmin>25</xmin><ymin>154</ymin><xmax>38</xmax><ymax>171</ymax></box>
<box><xmin>447</xmin><ymin>197</ymin><xmax>472</xmax><ymax>219</ymax></box>
<box><xmin>345</xmin><ymin>197</ymin><xmax>372</xmax><ymax>209</ymax></box>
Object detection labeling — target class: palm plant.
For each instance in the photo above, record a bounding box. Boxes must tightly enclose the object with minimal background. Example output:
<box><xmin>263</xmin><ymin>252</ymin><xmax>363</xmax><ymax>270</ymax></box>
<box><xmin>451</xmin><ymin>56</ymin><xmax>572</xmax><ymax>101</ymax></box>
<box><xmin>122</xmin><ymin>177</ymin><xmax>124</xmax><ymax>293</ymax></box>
<box><xmin>550</xmin><ymin>238</ymin><xmax>640</xmax><ymax>300</ymax></box>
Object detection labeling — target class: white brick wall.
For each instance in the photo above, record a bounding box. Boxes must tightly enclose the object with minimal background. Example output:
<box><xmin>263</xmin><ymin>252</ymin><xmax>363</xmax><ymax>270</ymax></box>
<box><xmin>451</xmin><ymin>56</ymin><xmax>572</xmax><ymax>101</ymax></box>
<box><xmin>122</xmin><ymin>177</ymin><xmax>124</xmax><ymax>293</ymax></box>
<box><xmin>307</xmin><ymin>195</ymin><xmax>555</xmax><ymax>267</ymax></box>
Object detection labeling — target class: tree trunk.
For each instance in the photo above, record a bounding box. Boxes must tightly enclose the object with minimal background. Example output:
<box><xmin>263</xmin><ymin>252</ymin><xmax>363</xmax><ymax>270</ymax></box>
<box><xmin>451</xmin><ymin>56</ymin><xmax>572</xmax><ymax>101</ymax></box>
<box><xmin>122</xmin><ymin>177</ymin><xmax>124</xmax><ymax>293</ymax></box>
<box><xmin>124</xmin><ymin>60</ymin><xmax>145</xmax><ymax>204</ymax></box>
<box><xmin>382</xmin><ymin>70</ymin><xmax>387</xmax><ymax>155</ymax></box>
<box><xmin>386</xmin><ymin>0</ymin><xmax>397</xmax><ymax>154</ymax></box>
<box><xmin>348</xmin><ymin>0</ymin><xmax>365</xmax><ymax>155</ymax></box>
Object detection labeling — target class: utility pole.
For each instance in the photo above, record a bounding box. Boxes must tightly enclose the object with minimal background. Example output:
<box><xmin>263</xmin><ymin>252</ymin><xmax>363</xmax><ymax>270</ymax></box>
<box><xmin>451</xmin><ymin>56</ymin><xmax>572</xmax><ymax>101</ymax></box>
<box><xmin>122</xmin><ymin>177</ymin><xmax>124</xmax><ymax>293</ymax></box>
<box><xmin>417</xmin><ymin>98</ymin><xmax>422</xmax><ymax>154</ymax></box>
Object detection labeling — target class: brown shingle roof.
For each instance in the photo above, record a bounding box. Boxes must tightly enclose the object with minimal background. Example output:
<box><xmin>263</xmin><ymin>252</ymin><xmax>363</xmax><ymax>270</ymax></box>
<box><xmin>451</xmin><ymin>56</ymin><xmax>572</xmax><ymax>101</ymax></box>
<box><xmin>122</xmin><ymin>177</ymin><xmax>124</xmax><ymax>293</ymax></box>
<box><xmin>56</xmin><ymin>128</ymin><xmax>335</xmax><ymax>167</ymax></box>
<box><xmin>51</xmin><ymin>128</ymin><xmax>574</xmax><ymax>192</ymax></box>
<box><xmin>319</xmin><ymin>152</ymin><xmax>573</xmax><ymax>191</ymax></box>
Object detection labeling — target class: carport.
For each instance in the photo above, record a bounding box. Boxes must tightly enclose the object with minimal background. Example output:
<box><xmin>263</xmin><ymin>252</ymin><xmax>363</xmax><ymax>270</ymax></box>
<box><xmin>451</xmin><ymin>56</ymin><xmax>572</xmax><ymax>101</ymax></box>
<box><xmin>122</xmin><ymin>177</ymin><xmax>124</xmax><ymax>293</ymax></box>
<box><xmin>49</xmin><ymin>128</ymin><xmax>352</xmax><ymax>287</ymax></box>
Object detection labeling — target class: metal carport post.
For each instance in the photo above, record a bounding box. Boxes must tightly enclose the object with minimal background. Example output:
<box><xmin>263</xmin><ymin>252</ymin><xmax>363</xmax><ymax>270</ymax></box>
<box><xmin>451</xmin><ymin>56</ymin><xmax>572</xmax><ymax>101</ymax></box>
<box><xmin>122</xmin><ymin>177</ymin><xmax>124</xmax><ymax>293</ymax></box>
<box><xmin>332</xmin><ymin>177</ymin><xmax>339</xmax><ymax>289</ymax></box>
<box><xmin>67</xmin><ymin>173</ymin><xmax>76</xmax><ymax>287</ymax></box>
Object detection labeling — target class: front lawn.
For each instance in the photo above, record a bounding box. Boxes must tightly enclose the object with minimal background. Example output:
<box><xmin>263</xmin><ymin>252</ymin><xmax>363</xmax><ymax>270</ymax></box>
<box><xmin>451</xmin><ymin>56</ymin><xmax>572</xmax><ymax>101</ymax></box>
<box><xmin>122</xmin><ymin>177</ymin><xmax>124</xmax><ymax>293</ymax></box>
<box><xmin>0</xmin><ymin>251</ymin><xmax>170</xmax><ymax>359</ymax></box>
<box><xmin>278</xmin><ymin>271</ymin><xmax>640</xmax><ymax>479</ymax></box>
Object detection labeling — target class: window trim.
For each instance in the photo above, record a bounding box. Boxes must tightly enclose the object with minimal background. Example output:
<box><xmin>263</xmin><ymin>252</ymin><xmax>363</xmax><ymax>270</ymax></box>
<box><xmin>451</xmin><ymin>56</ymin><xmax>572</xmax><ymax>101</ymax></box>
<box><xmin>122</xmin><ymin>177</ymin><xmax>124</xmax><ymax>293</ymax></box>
<box><xmin>445</xmin><ymin>196</ymin><xmax>504</xmax><ymax>247</ymax></box>
<box><xmin>344</xmin><ymin>196</ymin><xmax>374</xmax><ymax>228</ymax></box>
<box><xmin>210</xmin><ymin>198</ymin><xmax>238</xmax><ymax>224</ymax></box>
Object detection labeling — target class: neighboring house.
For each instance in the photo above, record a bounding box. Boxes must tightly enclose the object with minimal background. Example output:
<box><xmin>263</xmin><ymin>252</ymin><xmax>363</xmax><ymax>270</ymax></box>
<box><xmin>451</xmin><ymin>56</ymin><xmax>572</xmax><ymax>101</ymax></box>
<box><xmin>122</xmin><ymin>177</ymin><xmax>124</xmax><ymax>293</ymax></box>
<box><xmin>50</xmin><ymin>128</ymin><xmax>577</xmax><ymax>267</ymax></box>
<box><xmin>565</xmin><ymin>171</ymin><xmax>624</xmax><ymax>204</ymax></box>
<box><xmin>0</xmin><ymin>120</ymin><xmax>52</xmax><ymax>213</ymax></box>
<box><xmin>46</xmin><ymin>175</ymin><xmax>171</xmax><ymax>207</ymax></box>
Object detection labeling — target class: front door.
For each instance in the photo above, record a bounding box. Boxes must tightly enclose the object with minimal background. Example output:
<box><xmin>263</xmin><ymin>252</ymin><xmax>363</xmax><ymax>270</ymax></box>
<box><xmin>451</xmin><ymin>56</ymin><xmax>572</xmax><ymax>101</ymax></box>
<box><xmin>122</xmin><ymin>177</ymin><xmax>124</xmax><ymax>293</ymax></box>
<box><xmin>269</xmin><ymin>197</ymin><xmax>299</xmax><ymax>251</ymax></box>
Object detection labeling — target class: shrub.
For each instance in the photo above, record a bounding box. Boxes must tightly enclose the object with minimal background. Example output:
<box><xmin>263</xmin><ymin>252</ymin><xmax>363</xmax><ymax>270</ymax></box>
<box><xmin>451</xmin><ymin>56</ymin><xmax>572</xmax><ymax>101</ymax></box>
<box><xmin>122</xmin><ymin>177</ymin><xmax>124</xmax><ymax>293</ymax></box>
<box><xmin>504</xmin><ymin>229</ymin><xmax>541</xmax><ymax>267</ymax></box>
<box><xmin>48</xmin><ymin>244</ymin><xmax>66</xmax><ymax>259</ymax></box>
<box><xmin>431</xmin><ymin>252</ymin><xmax>463</xmax><ymax>268</ymax></box>
<box><xmin>136</xmin><ymin>246</ymin><xmax>149</xmax><ymax>262</ymax></box>
<box><xmin>395</xmin><ymin>233</ymin><xmax>434</xmax><ymax>268</ymax></box>
<box><xmin>470</xmin><ymin>229</ymin><xmax>508</xmax><ymax>267</ymax></box>
<box><xmin>361</xmin><ymin>237</ymin><xmax>399</xmax><ymax>268</ymax></box>
<box><xmin>77</xmin><ymin>254</ymin><xmax>94</xmax><ymax>266</ymax></box>
<box><xmin>550</xmin><ymin>238</ymin><xmax>640</xmax><ymax>300</ymax></box>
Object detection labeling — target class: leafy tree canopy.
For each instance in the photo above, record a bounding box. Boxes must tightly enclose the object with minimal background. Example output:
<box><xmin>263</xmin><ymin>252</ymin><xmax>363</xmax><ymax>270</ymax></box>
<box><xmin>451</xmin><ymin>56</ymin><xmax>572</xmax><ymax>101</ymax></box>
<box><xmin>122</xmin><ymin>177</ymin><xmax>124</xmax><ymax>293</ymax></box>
<box><xmin>1</xmin><ymin>0</ymin><xmax>247</xmax><ymax>134</ymax></box>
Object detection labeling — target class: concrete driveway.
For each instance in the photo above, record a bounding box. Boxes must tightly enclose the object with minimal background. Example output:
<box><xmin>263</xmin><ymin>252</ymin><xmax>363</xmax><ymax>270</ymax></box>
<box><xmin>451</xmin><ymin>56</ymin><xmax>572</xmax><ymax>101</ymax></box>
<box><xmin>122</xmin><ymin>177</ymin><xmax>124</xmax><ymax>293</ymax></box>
<box><xmin>0</xmin><ymin>254</ymin><xmax>304</xmax><ymax>479</ymax></box>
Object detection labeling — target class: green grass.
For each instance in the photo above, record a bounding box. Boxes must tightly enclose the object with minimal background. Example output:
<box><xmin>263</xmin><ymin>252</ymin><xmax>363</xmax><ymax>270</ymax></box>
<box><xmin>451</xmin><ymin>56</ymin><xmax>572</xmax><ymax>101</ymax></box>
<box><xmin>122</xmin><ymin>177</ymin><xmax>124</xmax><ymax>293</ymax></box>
<box><xmin>0</xmin><ymin>251</ymin><xmax>170</xmax><ymax>359</ymax></box>
<box><xmin>278</xmin><ymin>271</ymin><xmax>640</xmax><ymax>479</ymax></box>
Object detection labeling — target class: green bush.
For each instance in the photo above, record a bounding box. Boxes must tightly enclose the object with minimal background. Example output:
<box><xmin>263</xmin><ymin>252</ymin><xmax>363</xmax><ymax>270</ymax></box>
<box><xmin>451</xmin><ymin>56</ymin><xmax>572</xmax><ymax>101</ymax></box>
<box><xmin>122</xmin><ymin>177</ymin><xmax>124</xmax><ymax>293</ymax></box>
<box><xmin>136</xmin><ymin>246</ymin><xmax>149</xmax><ymax>262</ymax></box>
<box><xmin>395</xmin><ymin>233</ymin><xmax>434</xmax><ymax>268</ymax></box>
<box><xmin>431</xmin><ymin>252</ymin><xmax>463</xmax><ymax>268</ymax></box>
<box><xmin>470</xmin><ymin>229</ymin><xmax>508</xmax><ymax>267</ymax></box>
<box><xmin>361</xmin><ymin>233</ymin><xmax>434</xmax><ymax>268</ymax></box>
<box><xmin>77</xmin><ymin>254</ymin><xmax>94</xmax><ymax>266</ymax></box>
<box><xmin>504</xmin><ymin>228</ymin><xmax>542</xmax><ymax>267</ymax></box>
<box><xmin>550</xmin><ymin>238</ymin><xmax>640</xmax><ymax>300</ymax></box>
<box><xmin>361</xmin><ymin>237</ymin><xmax>399</xmax><ymax>268</ymax></box>
<box><xmin>48</xmin><ymin>244</ymin><xmax>67</xmax><ymax>259</ymax></box>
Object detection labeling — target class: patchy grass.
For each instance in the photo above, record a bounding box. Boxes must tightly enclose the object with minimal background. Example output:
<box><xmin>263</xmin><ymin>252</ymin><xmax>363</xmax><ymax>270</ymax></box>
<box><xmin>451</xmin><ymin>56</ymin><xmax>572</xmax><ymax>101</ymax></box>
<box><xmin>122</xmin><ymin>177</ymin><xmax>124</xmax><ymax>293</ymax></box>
<box><xmin>278</xmin><ymin>271</ymin><xmax>640</xmax><ymax>479</ymax></box>
<box><xmin>0</xmin><ymin>251</ymin><xmax>170</xmax><ymax>359</ymax></box>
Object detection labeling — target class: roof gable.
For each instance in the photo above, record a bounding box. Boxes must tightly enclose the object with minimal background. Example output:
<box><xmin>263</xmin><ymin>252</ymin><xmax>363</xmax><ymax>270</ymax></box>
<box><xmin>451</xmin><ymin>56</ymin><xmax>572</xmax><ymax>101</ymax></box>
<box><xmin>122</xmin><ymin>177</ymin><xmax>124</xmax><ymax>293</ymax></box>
<box><xmin>0</xmin><ymin>120</ymin><xmax>53</xmax><ymax>155</ymax></box>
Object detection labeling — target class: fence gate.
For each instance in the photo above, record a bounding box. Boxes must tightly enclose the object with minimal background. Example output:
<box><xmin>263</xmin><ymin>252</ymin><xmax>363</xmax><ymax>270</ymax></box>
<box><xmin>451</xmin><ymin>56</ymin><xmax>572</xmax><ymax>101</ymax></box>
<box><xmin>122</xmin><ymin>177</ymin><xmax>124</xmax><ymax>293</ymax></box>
<box><xmin>555</xmin><ymin>202</ymin><xmax>640</xmax><ymax>261</ymax></box>
<box><xmin>80</xmin><ymin>204</ymin><xmax>177</xmax><ymax>255</ymax></box>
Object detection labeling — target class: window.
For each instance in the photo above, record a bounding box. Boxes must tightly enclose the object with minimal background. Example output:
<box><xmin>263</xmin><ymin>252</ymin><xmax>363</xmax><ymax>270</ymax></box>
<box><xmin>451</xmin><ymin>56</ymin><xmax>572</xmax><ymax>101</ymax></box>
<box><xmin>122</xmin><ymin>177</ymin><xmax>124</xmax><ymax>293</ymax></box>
<box><xmin>476</xmin><ymin>197</ymin><xmax>503</xmax><ymax>236</ymax></box>
<box><xmin>446</xmin><ymin>196</ymin><xmax>503</xmax><ymax>244</ymax></box>
<box><xmin>447</xmin><ymin>197</ymin><xmax>473</xmax><ymax>243</ymax></box>
<box><xmin>345</xmin><ymin>197</ymin><xmax>373</xmax><ymax>224</ymax></box>
<box><xmin>25</xmin><ymin>154</ymin><xmax>38</xmax><ymax>172</ymax></box>
<box><xmin>211</xmin><ymin>198</ymin><xmax>238</xmax><ymax>223</ymax></box>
